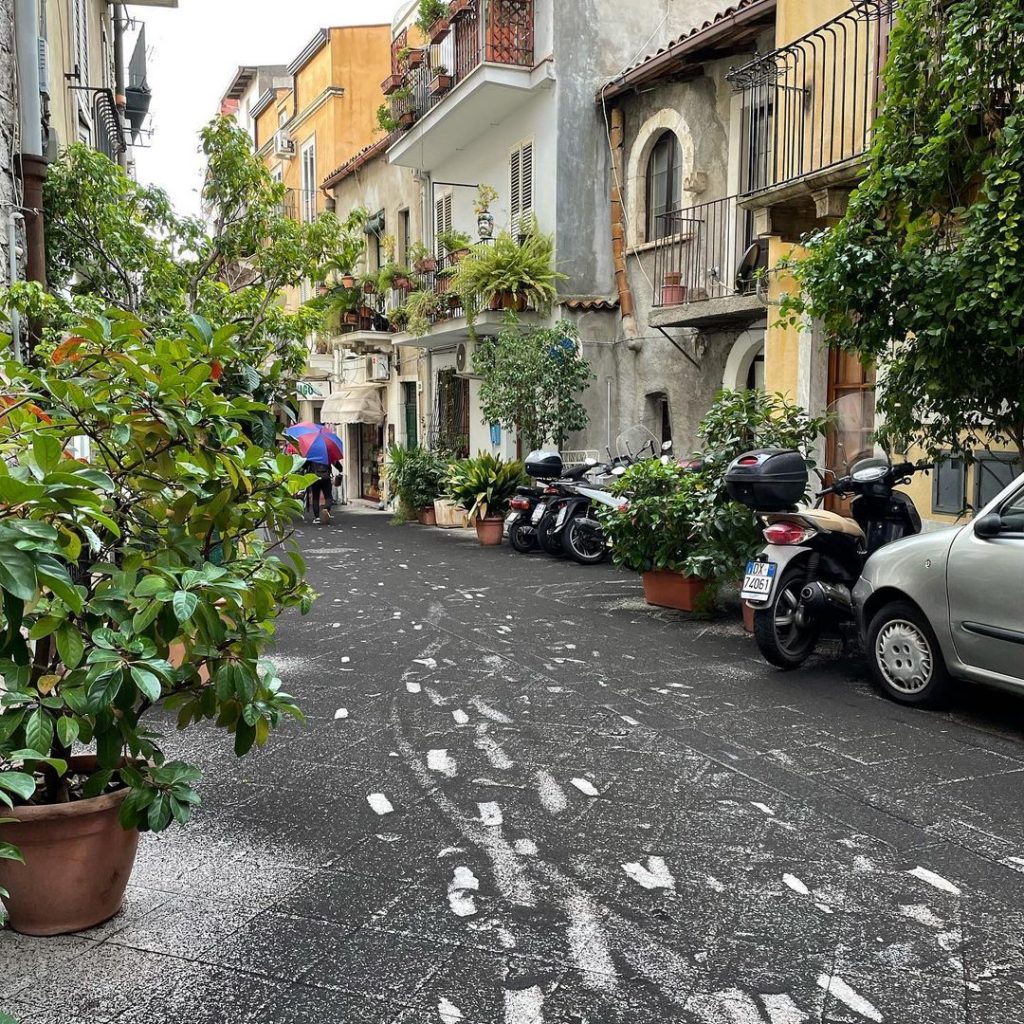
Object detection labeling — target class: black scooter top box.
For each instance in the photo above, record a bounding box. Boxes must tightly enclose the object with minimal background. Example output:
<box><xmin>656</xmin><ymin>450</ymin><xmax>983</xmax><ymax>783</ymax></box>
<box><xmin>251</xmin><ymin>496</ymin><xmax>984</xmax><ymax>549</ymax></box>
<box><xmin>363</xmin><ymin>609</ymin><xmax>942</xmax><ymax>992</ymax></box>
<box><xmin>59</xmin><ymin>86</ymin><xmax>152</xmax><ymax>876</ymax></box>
<box><xmin>525</xmin><ymin>450</ymin><xmax>563</xmax><ymax>480</ymax></box>
<box><xmin>725</xmin><ymin>448</ymin><xmax>809</xmax><ymax>512</ymax></box>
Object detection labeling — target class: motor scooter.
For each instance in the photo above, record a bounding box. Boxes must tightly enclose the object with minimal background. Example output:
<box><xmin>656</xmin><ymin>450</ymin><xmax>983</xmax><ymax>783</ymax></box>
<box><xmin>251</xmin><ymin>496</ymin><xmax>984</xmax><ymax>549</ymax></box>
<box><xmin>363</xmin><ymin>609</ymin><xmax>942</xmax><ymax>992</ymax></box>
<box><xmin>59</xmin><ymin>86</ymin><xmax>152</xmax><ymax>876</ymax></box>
<box><xmin>727</xmin><ymin>448</ymin><xmax>933</xmax><ymax>668</ymax></box>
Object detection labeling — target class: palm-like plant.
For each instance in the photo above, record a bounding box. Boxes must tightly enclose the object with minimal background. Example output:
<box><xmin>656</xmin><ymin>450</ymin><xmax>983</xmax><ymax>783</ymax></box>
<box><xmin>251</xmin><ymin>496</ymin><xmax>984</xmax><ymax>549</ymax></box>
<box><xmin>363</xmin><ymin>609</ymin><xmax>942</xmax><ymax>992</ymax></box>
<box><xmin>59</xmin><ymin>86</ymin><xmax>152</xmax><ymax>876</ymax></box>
<box><xmin>444</xmin><ymin>452</ymin><xmax>526</xmax><ymax>521</ymax></box>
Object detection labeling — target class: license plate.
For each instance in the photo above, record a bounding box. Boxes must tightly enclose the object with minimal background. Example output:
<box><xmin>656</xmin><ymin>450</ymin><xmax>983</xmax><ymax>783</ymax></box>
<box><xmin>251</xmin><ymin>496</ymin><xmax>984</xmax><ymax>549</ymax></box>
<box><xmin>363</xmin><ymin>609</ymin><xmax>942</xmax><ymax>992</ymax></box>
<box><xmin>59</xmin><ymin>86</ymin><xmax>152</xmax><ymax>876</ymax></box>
<box><xmin>506</xmin><ymin>512</ymin><xmax>520</xmax><ymax>526</ymax></box>
<box><xmin>741</xmin><ymin>560</ymin><xmax>776</xmax><ymax>601</ymax></box>
<box><xmin>531</xmin><ymin>502</ymin><xmax>546</xmax><ymax>524</ymax></box>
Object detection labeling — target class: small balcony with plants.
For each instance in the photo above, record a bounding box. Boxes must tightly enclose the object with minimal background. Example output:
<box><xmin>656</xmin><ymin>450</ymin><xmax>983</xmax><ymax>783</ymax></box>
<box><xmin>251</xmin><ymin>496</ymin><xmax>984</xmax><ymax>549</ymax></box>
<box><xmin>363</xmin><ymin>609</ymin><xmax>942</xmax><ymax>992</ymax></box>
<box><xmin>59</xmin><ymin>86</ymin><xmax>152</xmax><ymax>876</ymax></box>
<box><xmin>385</xmin><ymin>0</ymin><xmax>550</xmax><ymax>170</ymax></box>
<box><xmin>391</xmin><ymin>216</ymin><xmax>560</xmax><ymax>350</ymax></box>
<box><xmin>649</xmin><ymin>195</ymin><xmax>767</xmax><ymax>329</ymax></box>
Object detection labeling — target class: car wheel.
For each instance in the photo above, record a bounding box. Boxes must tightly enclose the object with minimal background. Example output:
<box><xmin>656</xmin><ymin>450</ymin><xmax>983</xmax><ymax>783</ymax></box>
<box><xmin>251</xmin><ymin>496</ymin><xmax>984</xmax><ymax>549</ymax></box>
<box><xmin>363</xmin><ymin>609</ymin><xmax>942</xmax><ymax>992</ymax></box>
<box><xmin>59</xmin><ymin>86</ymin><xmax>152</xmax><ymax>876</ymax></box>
<box><xmin>867</xmin><ymin>600</ymin><xmax>954</xmax><ymax>707</ymax></box>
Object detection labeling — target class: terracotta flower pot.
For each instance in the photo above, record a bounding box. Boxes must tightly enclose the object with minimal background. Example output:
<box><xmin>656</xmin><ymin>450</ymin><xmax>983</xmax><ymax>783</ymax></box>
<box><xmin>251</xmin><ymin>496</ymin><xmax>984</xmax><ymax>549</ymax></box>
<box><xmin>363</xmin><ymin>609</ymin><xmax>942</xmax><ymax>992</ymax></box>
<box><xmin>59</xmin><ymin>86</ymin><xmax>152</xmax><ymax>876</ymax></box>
<box><xmin>430</xmin><ymin>75</ymin><xmax>453</xmax><ymax>97</ymax></box>
<box><xmin>490</xmin><ymin>290</ymin><xmax>528</xmax><ymax>312</ymax></box>
<box><xmin>742</xmin><ymin>600</ymin><xmax>756</xmax><ymax>633</ymax></box>
<box><xmin>0</xmin><ymin>756</ymin><xmax>138</xmax><ymax>936</ymax></box>
<box><xmin>429</xmin><ymin>17</ymin><xmax>451</xmax><ymax>44</ymax></box>
<box><xmin>662</xmin><ymin>283</ymin><xmax>687</xmax><ymax>305</ymax></box>
<box><xmin>417</xmin><ymin>506</ymin><xmax>437</xmax><ymax>526</ymax></box>
<box><xmin>381</xmin><ymin>74</ymin><xmax>404</xmax><ymax>96</ymax></box>
<box><xmin>475</xmin><ymin>516</ymin><xmax>504</xmax><ymax>546</ymax></box>
<box><xmin>642</xmin><ymin>569</ymin><xmax>708</xmax><ymax>611</ymax></box>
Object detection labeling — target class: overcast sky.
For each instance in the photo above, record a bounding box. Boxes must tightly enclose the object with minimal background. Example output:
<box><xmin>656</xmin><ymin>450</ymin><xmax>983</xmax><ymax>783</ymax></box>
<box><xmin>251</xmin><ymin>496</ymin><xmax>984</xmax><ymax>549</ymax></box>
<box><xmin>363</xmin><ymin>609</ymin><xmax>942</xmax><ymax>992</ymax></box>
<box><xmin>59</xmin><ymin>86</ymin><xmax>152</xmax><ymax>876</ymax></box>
<box><xmin>132</xmin><ymin>0</ymin><xmax>407</xmax><ymax>216</ymax></box>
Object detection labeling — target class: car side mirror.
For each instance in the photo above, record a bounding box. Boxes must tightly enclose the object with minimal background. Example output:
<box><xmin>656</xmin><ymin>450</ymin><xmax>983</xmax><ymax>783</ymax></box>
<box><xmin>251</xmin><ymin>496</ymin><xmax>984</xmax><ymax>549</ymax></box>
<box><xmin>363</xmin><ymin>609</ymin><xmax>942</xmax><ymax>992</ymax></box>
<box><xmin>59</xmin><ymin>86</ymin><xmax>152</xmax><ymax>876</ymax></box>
<box><xmin>973</xmin><ymin>512</ymin><xmax>1003</xmax><ymax>539</ymax></box>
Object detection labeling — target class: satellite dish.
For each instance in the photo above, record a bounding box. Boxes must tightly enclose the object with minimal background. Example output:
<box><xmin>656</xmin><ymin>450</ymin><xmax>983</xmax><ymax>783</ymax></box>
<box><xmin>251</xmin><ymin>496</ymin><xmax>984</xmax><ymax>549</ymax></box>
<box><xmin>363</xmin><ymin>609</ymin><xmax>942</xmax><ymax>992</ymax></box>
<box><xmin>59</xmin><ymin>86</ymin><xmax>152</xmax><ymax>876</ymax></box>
<box><xmin>734</xmin><ymin>241</ymin><xmax>762</xmax><ymax>292</ymax></box>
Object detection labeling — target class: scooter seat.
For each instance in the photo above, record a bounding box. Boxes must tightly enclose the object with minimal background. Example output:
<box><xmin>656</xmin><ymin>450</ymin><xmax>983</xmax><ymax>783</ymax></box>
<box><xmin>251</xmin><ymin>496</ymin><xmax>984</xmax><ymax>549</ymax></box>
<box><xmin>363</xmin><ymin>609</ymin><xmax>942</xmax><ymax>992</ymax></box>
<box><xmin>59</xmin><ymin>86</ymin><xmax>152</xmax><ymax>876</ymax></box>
<box><xmin>796</xmin><ymin>509</ymin><xmax>866</xmax><ymax>540</ymax></box>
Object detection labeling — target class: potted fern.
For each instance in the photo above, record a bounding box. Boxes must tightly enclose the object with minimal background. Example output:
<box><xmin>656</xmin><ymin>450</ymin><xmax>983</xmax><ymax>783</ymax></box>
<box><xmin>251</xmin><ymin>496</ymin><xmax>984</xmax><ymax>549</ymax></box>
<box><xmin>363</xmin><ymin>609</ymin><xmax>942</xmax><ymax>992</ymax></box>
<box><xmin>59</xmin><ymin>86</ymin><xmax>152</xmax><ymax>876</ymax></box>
<box><xmin>444</xmin><ymin>453</ymin><xmax>527</xmax><ymax>546</ymax></box>
<box><xmin>451</xmin><ymin>224</ymin><xmax>564</xmax><ymax>316</ymax></box>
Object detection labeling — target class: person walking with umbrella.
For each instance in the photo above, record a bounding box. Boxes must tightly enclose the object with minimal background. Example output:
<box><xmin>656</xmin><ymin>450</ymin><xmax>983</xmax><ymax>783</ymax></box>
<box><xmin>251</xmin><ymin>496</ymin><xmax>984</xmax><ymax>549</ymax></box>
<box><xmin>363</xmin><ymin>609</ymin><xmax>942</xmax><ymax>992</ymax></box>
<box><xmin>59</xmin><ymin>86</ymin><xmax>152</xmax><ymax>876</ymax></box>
<box><xmin>284</xmin><ymin>424</ymin><xmax>344</xmax><ymax>524</ymax></box>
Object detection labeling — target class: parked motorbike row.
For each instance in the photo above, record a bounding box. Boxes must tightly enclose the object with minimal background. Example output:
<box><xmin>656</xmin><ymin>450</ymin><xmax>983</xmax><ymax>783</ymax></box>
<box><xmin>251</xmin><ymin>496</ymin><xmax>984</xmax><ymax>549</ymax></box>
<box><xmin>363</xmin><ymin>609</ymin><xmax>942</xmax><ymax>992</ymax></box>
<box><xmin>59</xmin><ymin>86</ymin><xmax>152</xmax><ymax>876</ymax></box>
<box><xmin>505</xmin><ymin>430</ymin><xmax>953</xmax><ymax>703</ymax></box>
<box><xmin>506</xmin><ymin>440</ymin><xmax>667</xmax><ymax>565</ymax></box>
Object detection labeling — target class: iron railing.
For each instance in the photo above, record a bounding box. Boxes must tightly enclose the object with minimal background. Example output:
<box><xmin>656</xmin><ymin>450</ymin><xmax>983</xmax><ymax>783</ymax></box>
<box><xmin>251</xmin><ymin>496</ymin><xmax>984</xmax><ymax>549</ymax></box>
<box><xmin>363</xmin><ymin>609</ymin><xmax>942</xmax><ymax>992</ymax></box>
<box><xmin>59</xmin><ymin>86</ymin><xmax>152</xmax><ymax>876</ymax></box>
<box><xmin>651</xmin><ymin>196</ymin><xmax>756</xmax><ymax>308</ymax></box>
<box><xmin>727</xmin><ymin>2</ymin><xmax>896</xmax><ymax>195</ymax></box>
<box><xmin>399</xmin><ymin>0</ymin><xmax>534</xmax><ymax>123</ymax></box>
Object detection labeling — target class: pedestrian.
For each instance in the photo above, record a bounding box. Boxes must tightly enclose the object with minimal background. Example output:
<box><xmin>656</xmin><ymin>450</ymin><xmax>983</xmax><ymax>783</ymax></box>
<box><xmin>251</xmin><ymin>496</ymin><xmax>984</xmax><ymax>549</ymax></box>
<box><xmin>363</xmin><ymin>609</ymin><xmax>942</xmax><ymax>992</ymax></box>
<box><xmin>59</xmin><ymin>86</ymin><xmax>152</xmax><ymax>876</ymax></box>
<box><xmin>303</xmin><ymin>460</ymin><xmax>337</xmax><ymax>524</ymax></box>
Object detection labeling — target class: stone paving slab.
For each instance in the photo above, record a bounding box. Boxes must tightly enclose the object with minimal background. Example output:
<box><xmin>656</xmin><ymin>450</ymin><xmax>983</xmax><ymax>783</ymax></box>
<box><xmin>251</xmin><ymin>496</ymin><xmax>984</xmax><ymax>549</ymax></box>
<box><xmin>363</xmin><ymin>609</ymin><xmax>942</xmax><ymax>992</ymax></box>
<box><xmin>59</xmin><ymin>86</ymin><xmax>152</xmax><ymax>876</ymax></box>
<box><xmin>3</xmin><ymin>509</ymin><xmax>1024</xmax><ymax>1023</ymax></box>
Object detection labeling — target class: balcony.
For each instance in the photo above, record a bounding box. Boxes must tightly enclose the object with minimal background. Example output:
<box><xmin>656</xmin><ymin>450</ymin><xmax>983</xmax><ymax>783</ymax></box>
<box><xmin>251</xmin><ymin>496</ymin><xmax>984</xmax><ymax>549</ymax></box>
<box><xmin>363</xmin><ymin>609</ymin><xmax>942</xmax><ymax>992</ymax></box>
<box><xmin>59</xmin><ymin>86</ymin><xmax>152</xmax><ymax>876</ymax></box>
<box><xmin>279</xmin><ymin>187</ymin><xmax>326</xmax><ymax>223</ymax></box>
<box><xmin>388</xmin><ymin>0</ymin><xmax>553</xmax><ymax>170</ymax></box>
<box><xmin>726</xmin><ymin>2</ymin><xmax>896</xmax><ymax>226</ymax></box>
<box><xmin>391</xmin><ymin>251</ymin><xmax>540</xmax><ymax>349</ymax></box>
<box><xmin>649</xmin><ymin>196</ymin><xmax>766</xmax><ymax>329</ymax></box>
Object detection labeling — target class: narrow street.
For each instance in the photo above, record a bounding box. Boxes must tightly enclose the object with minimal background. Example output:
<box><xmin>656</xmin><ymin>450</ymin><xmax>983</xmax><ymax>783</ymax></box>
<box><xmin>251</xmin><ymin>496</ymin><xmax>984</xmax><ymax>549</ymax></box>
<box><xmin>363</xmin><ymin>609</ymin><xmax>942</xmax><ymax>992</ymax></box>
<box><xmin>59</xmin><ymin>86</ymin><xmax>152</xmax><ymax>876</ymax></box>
<box><xmin>4</xmin><ymin>511</ymin><xmax>1024</xmax><ymax>1024</ymax></box>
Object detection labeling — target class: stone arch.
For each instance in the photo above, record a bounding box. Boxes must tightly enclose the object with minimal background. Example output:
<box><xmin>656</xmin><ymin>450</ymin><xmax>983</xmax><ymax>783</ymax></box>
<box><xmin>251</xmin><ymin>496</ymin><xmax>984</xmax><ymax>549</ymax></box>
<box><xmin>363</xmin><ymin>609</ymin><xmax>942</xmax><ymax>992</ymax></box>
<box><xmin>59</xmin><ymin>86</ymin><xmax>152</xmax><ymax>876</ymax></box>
<box><xmin>625</xmin><ymin>109</ymin><xmax>696</xmax><ymax>249</ymax></box>
<box><xmin>722</xmin><ymin>328</ymin><xmax>766</xmax><ymax>391</ymax></box>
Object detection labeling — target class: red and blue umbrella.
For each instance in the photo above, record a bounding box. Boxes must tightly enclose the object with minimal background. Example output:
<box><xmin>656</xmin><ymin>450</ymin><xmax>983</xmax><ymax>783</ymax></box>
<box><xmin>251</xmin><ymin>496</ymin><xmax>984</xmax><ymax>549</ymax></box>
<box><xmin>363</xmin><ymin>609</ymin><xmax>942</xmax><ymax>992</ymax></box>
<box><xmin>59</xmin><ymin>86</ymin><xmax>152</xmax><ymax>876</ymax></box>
<box><xmin>284</xmin><ymin>423</ymin><xmax>344</xmax><ymax>464</ymax></box>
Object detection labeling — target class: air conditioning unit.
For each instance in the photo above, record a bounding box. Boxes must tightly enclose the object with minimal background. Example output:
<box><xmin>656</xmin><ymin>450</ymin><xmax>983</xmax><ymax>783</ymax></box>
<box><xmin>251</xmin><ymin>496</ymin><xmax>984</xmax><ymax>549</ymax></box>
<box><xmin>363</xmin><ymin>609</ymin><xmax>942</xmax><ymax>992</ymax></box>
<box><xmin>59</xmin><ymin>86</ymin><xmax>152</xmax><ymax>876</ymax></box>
<box><xmin>367</xmin><ymin>355</ymin><xmax>390</xmax><ymax>382</ymax></box>
<box><xmin>273</xmin><ymin>131</ymin><xmax>295</xmax><ymax>158</ymax></box>
<box><xmin>455</xmin><ymin>340</ymin><xmax>479</xmax><ymax>379</ymax></box>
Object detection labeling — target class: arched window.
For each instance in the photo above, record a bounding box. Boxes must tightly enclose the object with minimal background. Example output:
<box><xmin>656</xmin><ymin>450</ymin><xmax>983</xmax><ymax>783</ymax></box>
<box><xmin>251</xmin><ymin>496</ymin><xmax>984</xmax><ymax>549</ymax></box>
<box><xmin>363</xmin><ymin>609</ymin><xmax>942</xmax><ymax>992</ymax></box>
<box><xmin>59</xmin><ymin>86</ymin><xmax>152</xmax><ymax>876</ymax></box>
<box><xmin>645</xmin><ymin>132</ymin><xmax>682</xmax><ymax>240</ymax></box>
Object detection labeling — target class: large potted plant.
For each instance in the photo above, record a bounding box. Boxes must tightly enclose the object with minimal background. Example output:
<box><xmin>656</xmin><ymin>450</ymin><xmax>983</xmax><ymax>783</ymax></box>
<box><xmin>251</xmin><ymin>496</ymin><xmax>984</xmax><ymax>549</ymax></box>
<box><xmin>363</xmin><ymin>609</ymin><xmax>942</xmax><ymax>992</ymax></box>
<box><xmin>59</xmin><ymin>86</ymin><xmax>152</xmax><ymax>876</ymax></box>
<box><xmin>444</xmin><ymin>453</ymin><xmax>526</xmax><ymax>546</ymax></box>
<box><xmin>0</xmin><ymin>314</ymin><xmax>311</xmax><ymax>935</ymax></box>
<box><xmin>417</xmin><ymin>0</ymin><xmax>451</xmax><ymax>44</ymax></box>
<box><xmin>384</xmin><ymin>445</ymin><xmax>446</xmax><ymax>524</ymax></box>
<box><xmin>598</xmin><ymin>459</ymin><xmax>713</xmax><ymax>611</ymax></box>
<box><xmin>450</xmin><ymin>223</ymin><xmax>564</xmax><ymax>321</ymax></box>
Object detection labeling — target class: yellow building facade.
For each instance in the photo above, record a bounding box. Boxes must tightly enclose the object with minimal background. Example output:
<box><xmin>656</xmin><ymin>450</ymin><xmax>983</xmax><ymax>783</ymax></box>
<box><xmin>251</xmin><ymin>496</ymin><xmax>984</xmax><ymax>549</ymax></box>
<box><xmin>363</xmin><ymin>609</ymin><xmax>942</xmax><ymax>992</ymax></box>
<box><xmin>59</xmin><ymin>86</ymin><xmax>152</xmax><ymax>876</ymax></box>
<box><xmin>729</xmin><ymin>0</ymin><xmax>1007</xmax><ymax>524</ymax></box>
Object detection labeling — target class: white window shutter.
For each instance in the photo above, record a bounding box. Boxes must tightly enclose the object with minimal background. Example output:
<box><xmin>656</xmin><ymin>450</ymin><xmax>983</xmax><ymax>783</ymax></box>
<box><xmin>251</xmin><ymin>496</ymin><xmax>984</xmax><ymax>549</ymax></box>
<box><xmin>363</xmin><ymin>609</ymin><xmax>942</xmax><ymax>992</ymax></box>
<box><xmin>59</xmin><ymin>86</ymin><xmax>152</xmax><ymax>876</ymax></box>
<box><xmin>520</xmin><ymin>142</ymin><xmax>533</xmax><ymax>225</ymax></box>
<box><xmin>434</xmin><ymin>193</ymin><xmax>452</xmax><ymax>255</ymax></box>
<box><xmin>510</xmin><ymin>148</ymin><xmax>521</xmax><ymax>225</ymax></box>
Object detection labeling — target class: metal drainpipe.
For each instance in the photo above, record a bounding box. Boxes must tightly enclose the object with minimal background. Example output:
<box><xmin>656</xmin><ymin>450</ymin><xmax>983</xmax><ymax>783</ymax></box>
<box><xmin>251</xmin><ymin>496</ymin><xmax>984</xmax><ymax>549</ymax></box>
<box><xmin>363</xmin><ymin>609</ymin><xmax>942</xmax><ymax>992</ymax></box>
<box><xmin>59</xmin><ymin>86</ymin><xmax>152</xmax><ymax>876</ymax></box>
<box><xmin>113</xmin><ymin>3</ymin><xmax>128</xmax><ymax>170</ymax></box>
<box><xmin>608</xmin><ymin>103</ymin><xmax>639</xmax><ymax>345</ymax></box>
<box><xmin>13</xmin><ymin>0</ymin><xmax>47</xmax><ymax>291</ymax></box>
<box><xmin>8</xmin><ymin>213</ymin><xmax>24</xmax><ymax>362</ymax></box>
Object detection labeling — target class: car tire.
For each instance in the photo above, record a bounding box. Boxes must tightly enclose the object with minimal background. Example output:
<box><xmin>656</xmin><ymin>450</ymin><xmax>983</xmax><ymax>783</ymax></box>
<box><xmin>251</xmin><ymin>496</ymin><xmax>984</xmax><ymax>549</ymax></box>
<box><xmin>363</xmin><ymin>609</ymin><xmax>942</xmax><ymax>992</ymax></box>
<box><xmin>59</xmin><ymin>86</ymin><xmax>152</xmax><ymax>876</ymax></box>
<box><xmin>752</xmin><ymin>565</ymin><xmax>820</xmax><ymax>669</ymax></box>
<box><xmin>866</xmin><ymin>600</ymin><xmax>954</xmax><ymax>708</ymax></box>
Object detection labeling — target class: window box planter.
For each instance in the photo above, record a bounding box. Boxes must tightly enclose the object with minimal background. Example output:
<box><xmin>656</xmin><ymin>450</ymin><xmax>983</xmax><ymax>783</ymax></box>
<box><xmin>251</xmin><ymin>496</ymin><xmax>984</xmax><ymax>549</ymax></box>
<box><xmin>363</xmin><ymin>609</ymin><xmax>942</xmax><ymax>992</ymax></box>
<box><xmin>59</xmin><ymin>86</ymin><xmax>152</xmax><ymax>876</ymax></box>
<box><xmin>429</xmin><ymin>17</ymin><xmax>451</xmax><ymax>44</ymax></box>
<box><xmin>449</xmin><ymin>0</ymin><xmax>472</xmax><ymax>20</ymax></box>
<box><xmin>641</xmin><ymin>569</ymin><xmax>709</xmax><ymax>612</ymax></box>
<box><xmin>407</xmin><ymin>48</ymin><xmax>426</xmax><ymax>70</ymax></box>
<box><xmin>430</xmin><ymin>74</ymin><xmax>454</xmax><ymax>96</ymax></box>
<box><xmin>381</xmin><ymin>74</ymin><xmax>404</xmax><ymax>96</ymax></box>
<box><xmin>398</xmin><ymin>111</ymin><xmax>416</xmax><ymax>130</ymax></box>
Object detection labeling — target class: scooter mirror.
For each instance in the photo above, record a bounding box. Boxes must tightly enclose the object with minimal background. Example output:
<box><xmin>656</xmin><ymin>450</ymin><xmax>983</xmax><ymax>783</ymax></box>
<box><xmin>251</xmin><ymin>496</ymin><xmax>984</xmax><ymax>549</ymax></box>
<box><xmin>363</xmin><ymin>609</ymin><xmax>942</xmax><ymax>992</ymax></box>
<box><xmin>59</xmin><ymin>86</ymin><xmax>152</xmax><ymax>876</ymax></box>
<box><xmin>660</xmin><ymin>455</ymin><xmax>670</xmax><ymax>465</ymax></box>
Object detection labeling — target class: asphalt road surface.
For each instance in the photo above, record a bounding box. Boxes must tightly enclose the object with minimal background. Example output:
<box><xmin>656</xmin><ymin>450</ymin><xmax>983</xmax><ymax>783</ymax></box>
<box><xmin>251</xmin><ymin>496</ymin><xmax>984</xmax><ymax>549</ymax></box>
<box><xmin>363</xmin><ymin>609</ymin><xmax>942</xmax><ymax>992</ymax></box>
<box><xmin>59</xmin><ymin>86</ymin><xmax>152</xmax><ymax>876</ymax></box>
<box><xmin>4</xmin><ymin>509</ymin><xmax>1024</xmax><ymax>1024</ymax></box>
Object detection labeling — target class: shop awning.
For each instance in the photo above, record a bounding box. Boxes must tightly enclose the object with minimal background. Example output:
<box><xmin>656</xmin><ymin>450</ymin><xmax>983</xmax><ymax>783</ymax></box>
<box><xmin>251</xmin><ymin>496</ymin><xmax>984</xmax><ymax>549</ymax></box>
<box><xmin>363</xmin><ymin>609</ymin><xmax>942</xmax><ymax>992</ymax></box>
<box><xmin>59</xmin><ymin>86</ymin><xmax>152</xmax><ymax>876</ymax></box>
<box><xmin>320</xmin><ymin>386</ymin><xmax>386</xmax><ymax>426</ymax></box>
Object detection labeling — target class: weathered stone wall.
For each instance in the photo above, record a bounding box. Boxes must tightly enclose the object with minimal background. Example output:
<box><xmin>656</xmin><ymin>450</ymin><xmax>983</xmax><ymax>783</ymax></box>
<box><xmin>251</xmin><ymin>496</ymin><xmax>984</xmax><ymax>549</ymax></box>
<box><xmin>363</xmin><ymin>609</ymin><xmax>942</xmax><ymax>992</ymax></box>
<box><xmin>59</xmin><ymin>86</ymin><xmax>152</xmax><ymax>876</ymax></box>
<box><xmin>0</xmin><ymin>0</ymin><xmax>17</xmax><ymax>287</ymax></box>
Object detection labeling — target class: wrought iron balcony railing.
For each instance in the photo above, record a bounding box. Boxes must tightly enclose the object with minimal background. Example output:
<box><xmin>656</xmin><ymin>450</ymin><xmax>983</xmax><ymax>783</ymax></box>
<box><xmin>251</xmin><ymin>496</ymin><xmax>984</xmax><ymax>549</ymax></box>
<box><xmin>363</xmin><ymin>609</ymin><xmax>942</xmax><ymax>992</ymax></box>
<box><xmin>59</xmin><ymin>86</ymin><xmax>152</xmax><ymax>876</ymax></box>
<box><xmin>651</xmin><ymin>196</ymin><xmax>758</xmax><ymax>308</ymax></box>
<box><xmin>398</xmin><ymin>0</ymin><xmax>534</xmax><ymax>123</ymax></box>
<box><xmin>727</xmin><ymin>1</ymin><xmax>897</xmax><ymax>196</ymax></box>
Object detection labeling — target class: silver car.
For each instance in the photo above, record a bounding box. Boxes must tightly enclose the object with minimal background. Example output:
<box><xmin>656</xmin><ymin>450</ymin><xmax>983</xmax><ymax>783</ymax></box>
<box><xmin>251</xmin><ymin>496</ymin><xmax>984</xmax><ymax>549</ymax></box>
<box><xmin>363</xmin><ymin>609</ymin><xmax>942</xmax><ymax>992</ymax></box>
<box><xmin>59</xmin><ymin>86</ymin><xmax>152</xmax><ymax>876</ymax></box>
<box><xmin>853</xmin><ymin>472</ymin><xmax>1024</xmax><ymax>707</ymax></box>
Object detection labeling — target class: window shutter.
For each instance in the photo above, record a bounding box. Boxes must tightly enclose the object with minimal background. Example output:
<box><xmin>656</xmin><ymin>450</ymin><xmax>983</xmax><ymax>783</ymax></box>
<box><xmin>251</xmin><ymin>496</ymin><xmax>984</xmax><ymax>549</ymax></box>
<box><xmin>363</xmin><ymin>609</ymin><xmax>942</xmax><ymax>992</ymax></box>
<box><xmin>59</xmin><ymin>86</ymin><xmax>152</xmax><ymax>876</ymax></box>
<box><xmin>434</xmin><ymin>193</ymin><xmax>452</xmax><ymax>255</ymax></box>
<box><xmin>510</xmin><ymin>149</ymin><xmax>521</xmax><ymax>225</ymax></box>
<box><xmin>510</xmin><ymin>142</ymin><xmax>533</xmax><ymax>233</ymax></box>
<box><xmin>74</xmin><ymin>0</ymin><xmax>88</xmax><ymax>81</ymax></box>
<box><xmin>520</xmin><ymin>142</ymin><xmax>533</xmax><ymax>225</ymax></box>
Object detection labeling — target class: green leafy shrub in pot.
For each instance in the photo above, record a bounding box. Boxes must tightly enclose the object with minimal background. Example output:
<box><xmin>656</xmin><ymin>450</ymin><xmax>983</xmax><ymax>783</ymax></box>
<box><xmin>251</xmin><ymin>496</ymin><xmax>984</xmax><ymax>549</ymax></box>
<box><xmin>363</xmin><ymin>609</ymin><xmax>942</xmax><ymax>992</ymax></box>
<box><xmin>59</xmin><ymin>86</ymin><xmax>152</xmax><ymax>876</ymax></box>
<box><xmin>450</xmin><ymin>224</ymin><xmax>565</xmax><ymax>320</ymax></box>
<box><xmin>0</xmin><ymin>311</ymin><xmax>311</xmax><ymax>929</ymax></box>
<box><xmin>384</xmin><ymin>445</ymin><xmax>446</xmax><ymax>521</ymax></box>
<box><xmin>405</xmin><ymin>288</ymin><xmax>440</xmax><ymax>336</ymax></box>
<box><xmin>444</xmin><ymin>452</ymin><xmax>526</xmax><ymax>521</ymax></box>
<box><xmin>416</xmin><ymin>0</ymin><xmax>449</xmax><ymax>35</ymax></box>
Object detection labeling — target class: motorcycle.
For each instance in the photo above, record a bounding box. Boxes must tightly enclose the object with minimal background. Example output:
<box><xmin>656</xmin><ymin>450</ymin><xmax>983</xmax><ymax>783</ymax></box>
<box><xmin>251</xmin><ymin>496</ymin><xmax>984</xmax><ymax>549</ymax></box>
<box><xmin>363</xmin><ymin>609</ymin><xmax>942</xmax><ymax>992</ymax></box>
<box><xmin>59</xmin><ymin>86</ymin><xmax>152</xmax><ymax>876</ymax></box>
<box><xmin>727</xmin><ymin>447</ymin><xmax>933</xmax><ymax>669</ymax></box>
<box><xmin>505</xmin><ymin>484</ymin><xmax>546</xmax><ymax>553</ymax></box>
<box><xmin>517</xmin><ymin>452</ymin><xmax>601</xmax><ymax>557</ymax></box>
<box><xmin>558</xmin><ymin>441</ymin><xmax>675</xmax><ymax>564</ymax></box>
